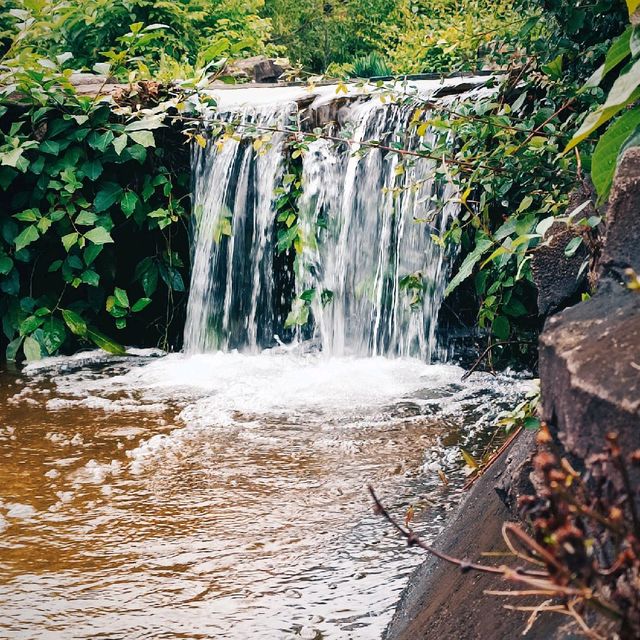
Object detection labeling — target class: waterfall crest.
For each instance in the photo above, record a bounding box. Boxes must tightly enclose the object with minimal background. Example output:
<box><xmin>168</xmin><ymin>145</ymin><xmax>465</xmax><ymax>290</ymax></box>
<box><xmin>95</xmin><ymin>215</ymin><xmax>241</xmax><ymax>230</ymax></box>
<box><xmin>184</xmin><ymin>79</ymin><xmax>489</xmax><ymax>359</ymax></box>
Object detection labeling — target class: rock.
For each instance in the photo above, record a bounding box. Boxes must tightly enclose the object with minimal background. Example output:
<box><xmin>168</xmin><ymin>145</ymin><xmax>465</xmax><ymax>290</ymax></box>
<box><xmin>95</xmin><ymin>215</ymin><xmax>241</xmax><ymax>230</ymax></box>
<box><xmin>531</xmin><ymin>188</ymin><xmax>593</xmax><ymax>316</ymax></box>
<box><xmin>538</xmin><ymin>144</ymin><xmax>640</xmax><ymax>508</ymax></box>
<box><xmin>225</xmin><ymin>56</ymin><xmax>290</xmax><ymax>83</ymax></box>
<box><xmin>253</xmin><ymin>59</ymin><xmax>285</xmax><ymax>83</ymax></box>
<box><xmin>494</xmin><ymin>428</ymin><xmax>536</xmax><ymax>515</ymax></box>
<box><xmin>600</xmin><ymin>146</ymin><xmax>640</xmax><ymax>279</ymax></box>
<box><xmin>539</xmin><ymin>280</ymin><xmax>640</xmax><ymax>466</ymax></box>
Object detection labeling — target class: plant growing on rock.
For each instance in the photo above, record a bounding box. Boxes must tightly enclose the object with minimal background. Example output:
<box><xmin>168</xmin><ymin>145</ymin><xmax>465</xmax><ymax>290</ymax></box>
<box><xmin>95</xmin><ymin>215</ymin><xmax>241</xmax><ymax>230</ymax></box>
<box><xmin>372</xmin><ymin>425</ymin><xmax>640</xmax><ymax>638</ymax></box>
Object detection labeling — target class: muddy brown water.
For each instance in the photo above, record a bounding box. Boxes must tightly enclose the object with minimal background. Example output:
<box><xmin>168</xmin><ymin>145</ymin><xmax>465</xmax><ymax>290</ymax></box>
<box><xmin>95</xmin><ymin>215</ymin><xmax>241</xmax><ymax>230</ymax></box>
<box><xmin>0</xmin><ymin>350</ymin><xmax>525</xmax><ymax>639</ymax></box>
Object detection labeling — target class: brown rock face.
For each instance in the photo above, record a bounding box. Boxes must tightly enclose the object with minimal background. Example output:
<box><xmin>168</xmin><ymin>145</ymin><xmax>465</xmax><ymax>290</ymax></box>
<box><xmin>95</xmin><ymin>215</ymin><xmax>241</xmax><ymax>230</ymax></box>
<box><xmin>531</xmin><ymin>219</ymin><xmax>588</xmax><ymax>316</ymax></box>
<box><xmin>539</xmin><ymin>146</ymin><xmax>640</xmax><ymax>505</ymax></box>
<box><xmin>600</xmin><ymin>147</ymin><xmax>640</xmax><ymax>279</ymax></box>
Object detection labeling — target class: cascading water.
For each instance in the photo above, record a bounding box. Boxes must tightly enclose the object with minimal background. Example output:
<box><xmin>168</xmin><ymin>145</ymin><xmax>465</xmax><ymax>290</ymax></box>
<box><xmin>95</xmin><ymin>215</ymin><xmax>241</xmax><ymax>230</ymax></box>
<box><xmin>184</xmin><ymin>79</ymin><xmax>486</xmax><ymax>360</ymax></box>
<box><xmin>295</xmin><ymin>98</ymin><xmax>458</xmax><ymax>360</ymax></box>
<box><xmin>184</xmin><ymin>105</ymin><xmax>295</xmax><ymax>353</ymax></box>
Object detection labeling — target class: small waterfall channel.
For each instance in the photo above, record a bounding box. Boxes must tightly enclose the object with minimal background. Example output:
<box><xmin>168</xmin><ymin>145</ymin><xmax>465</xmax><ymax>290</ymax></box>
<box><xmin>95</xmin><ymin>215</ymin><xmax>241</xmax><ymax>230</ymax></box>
<box><xmin>184</xmin><ymin>78</ymin><xmax>490</xmax><ymax>359</ymax></box>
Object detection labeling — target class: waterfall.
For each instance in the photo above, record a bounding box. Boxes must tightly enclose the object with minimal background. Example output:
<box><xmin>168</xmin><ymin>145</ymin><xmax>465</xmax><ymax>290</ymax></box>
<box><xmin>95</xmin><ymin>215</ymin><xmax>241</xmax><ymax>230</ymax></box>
<box><xmin>184</xmin><ymin>105</ymin><xmax>295</xmax><ymax>353</ymax></box>
<box><xmin>184</xmin><ymin>79</ymin><xmax>487</xmax><ymax>359</ymax></box>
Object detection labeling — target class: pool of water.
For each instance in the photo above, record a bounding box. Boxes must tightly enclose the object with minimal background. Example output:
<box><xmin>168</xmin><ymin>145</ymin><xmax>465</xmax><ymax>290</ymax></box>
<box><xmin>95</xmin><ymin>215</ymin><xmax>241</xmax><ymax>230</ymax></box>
<box><xmin>0</xmin><ymin>349</ymin><xmax>527</xmax><ymax>639</ymax></box>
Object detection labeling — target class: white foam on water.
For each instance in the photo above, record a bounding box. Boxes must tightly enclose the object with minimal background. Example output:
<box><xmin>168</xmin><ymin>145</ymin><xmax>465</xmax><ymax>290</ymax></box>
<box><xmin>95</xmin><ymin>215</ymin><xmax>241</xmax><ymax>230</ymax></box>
<box><xmin>5</xmin><ymin>503</ymin><xmax>37</xmax><ymax>520</ymax></box>
<box><xmin>98</xmin><ymin>351</ymin><xmax>464</xmax><ymax>419</ymax></box>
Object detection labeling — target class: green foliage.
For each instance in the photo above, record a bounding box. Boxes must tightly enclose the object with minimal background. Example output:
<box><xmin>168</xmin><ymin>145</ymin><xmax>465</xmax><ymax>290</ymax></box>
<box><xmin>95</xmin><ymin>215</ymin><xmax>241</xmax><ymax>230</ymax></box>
<box><xmin>351</xmin><ymin>52</ymin><xmax>392</xmax><ymax>79</ymax></box>
<box><xmin>380</xmin><ymin>0</ymin><xmax>528</xmax><ymax>75</ymax></box>
<box><xmin>0</xmin><ymin>57</ymin><xmax>192</xmax><ymax>361</ymax></box>
<box><xmin>2</xmin><ymin>0</ymin><xmax>277</xmax><ymax>80</ymax></box>
<box><xmin>562</xmin><ymin>6</ymin><xmax>640</xmax><ymax>203</ymax></box>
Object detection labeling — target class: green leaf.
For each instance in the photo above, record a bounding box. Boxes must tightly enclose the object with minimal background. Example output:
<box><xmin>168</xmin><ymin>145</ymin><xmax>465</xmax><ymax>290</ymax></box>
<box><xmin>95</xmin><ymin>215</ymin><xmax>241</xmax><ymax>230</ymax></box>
<box><xmin>84</xmin><ymin>244</ymin><xmax>103</xmax><ymax>266</ymax></box>
<box><xmin>94</xmin><ymin>182</ymin><xmax>124</xmax><ymax>212</ymax></box>
<box><xmin>492</xmin><ymin>315</ymin><xmax>511</xmax><ymax>340</ymax></box>
<box><xmin>564</xmin><ymin>236</ymin><xmax>583</xmax><ymax>257</ymax></box>
<box><xmin>41</xmin><ymin>317</ymin><xmax>66</xmax><ymax>354</ymax></box>
<box><xmin>584</xmin><ymin>27</ymin><xmax>632</xmax><ymax>89</ymax></box>
<box><xmin>444</xmin><ymin>236</ymin><xmax>493</xmax><ymax>297</ymax></box>
<box><xmin>14</xmin><ymin>209</ymin><xmax>39</xmax><ymax>222</ymax></box>
<box><xmin>591</xmin><ymin>107</ymin><xmax>640</xmax><ymax>201</ymax></box>
<box><xmin>502</xmin><ymin>298</ymin><xmax>528</xmax><ymax>318</ymax></box>
<box><xmin>114</xmin><ymin>287</ymin><xmax>130</xmax><ymax>308</ymax></box>
<box><xmin>61</xmin><ymin>309</ymin><xmax>87</xmax><ymax>336</ymax></box>
<box><xmin>6</xmin><ymin>336</ymin><xmax>23</xmax><ymax>361</ymax></box>
<box><xmin>81</xmin><ymin>269</ymin><xmax>100</xmax><ymax>286</ymax></box>
<box><xmin>19</xmin><ymin>315</ymin><xmax>44</xmax><ymax>335</ymax></box>
<box><xmin>75</xmin><ymin>211</ymin><xmax>98</xmax><ymax>226</ymax></box>
<box><xmin>128</xmin><ymin>130</ymin><xmax>155</xmax><ymax>147</ymax></box>
<box><xmin>125</xmin><ymin>116</ymin><xmax>166</xmax><ymax>131</ymax></box>
<box><xmin>1</xmin><ymin>147</ymin><xmax>24</xmax><ymax>167</ymax></box>
<box><xmin>62</xmin><ymin>232</ymin><xmax>79</xmax><ymax>252</ymax></box>
<box><xmin>480</xmin><ymin>246</ymin><xmax>510</xmax><ymax>268</ymax></box>
<box><xmin>14</xmin><ymin>225</ymin><xmax>39</xmax><ymax>252</ymax></box>
<box><xmin>121</xmin><ymin>191</ymin><xmax>139</xmax><ymax>217</ymax></box>
<box><xmin>84</xmin><ymin>227</ymin><xmax>113</xmax><ymax>245</ymax></box>
<box><xmin>112</xmin><ymin>134</ymin><xmax>128</xmax><ymax>155</ymax></box>
<box><xmin>0</xmin><ymin>255</ymin><xmax>13</xmax><ymax>274</ymax></box>
<box><xmin>126</xmin><ymin>145</ymin><xmax>147</xmax><ymax>164</ymax></box>
<box><xmin>39</xmin><ymin>139</ymin><xmax>61</xmax><ymax>155</ymax></box>
<box><xmin>159</xmin><ymin>264</ymin><xmax>185</xmax><ymax>292</ymax></box>
<box><xmin>80</xmin><ymin>159</ymin><xmax>103</xmax><ymax>181</ymax></box>
<box><xmin>567</xmin><ymin>59</ymin><xmax>640</xmax><ymax>152</ymax></box>
<box><xmin>131</xmin><ymin>297</ymin><xmax>151</xmax><ymax>312</ymax></box>
<box><xmin>88</xmin><ymin>130</ymin><xmax>115</xmax><ymax>152</ymax></box>
<box><xmin>86</xmin><ymin>327</ymin><xmax>126</xmax><ymax>355</ymax></box>
<box><xmin>141</xmin><ymin>262</ymin><xmax>159</xmax><ymax>296</ymax></box>
<box><xmin>23</xmin><ymin>336</ymin><xmax>42</xmax><ymax>361</ymax></box>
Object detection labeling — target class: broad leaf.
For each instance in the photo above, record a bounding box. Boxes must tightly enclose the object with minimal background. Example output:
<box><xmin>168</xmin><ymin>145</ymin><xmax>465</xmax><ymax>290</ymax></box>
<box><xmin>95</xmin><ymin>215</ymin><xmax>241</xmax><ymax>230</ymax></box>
<box><xmin>14</xmin><ymin>225</ymin><xmax>39</xmax><ymax>252</ymax></box>
<box><xmin>88</xmin><ymin>130</ymin><xmax>115</xmax><ymax>152</ymax></box>
<box><xmin>23</xmin><ymin>336</ymin><xmax>42</xmax><ymax>361</ymax></box>
<box><xmin>86</xmin><ymin>327</ymin><xmax>126</xmax><ymax>355</ymax></box>
<box><xmin>131</xmin><ymin>297</ymin><xmax>151</xmax><ymax>312</ymax></box>
<box><xmin>112</xmin><ymin>134</ymin><xmax>128</xmax><ymax>155</ymax></box>
<box><xmin>584</xmin><ymin>27</ymin><xmax>632</xmax><ymax>89</ymax></box>
<box><xmin>121</xmin><ymin>191</ymin><xmax>139</xmax><ymax>217</ymax></box>
<box><xmin>61</xmin><ymin>308</ymin><xmax>87</xmax><ymax>336</ymax></box>
<box><xmin>84</xmin><ymin>227</ymin><xmax>114</xmax><ymax>245</ymax></box>
<box><xmin>592</xmin><ymin>107</ymin><xmax>640</xmax><ymax>201</ymax></box>
<box><xmin>94</xmin><ymin>182</ymin><xmax>123</xmax><ymax>212</ymax></box>
<box><xmin>444</xmin><ymin>236</ymin><xmax>493</xmax><ymax>297</ymax></box>
<box><xmin>129</xmin><ymin>130</ymin><xmax>155</xmax><ymax>147</ymax></box>
<box><xmin>567</xmin><ymin>59</ymin><xmax>640</xmax><ymax>151</ymax></box>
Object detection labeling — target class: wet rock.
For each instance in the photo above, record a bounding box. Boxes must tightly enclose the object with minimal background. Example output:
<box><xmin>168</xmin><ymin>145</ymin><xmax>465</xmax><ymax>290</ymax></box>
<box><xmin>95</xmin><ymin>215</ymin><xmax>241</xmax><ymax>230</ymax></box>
<box><xmin>494</xmin><ymin>428</ymin><xmax>536</xmax><ymax>515</ymax></box>
<box><xmin>539</xmin><ymin>281</ymin><xmax>640</xmax><ymax>463</ymax></box>
<box><xmin>384</xmin><ymin>431</ymin><xmax>561</xmax><ymax>640</ymax></box>
<box><xmin>531</xmin><ymin>188</ymin><xmax>592</xmax><ymax>316</ymax></box>
<box><xmin>600</xmin><ymin>147</ymin><xmax>640</xmax><ymax>279</ymax></box>
<box><xmin>539</xmin><ymin>145</ymin><xmax>640</xmax><ymax>506</ymax></box>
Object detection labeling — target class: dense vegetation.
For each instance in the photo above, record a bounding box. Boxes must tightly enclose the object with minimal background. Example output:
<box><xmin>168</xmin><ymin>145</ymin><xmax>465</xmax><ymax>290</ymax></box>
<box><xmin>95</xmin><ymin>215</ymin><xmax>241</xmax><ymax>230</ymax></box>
<box><xmin>0</xmin><ymin>0</ymin><xmax>639</xmax><ymax>363</ymax></box>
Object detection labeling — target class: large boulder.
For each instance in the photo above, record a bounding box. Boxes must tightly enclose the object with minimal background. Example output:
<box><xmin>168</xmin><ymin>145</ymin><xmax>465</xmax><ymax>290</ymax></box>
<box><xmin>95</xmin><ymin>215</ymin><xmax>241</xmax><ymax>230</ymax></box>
<box><xmin>539</xmin><ymin>146</ymin><xmax>640</xmax><ymax>502</ymax></box>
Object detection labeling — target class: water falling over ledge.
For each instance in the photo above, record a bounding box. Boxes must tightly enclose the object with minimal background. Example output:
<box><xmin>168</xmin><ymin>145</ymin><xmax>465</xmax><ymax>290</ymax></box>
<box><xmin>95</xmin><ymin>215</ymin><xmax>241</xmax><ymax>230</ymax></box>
<box><xmin>184</xmin><ymin>78</ymin><xmax>493</xmax><ymax>359</ymax></box>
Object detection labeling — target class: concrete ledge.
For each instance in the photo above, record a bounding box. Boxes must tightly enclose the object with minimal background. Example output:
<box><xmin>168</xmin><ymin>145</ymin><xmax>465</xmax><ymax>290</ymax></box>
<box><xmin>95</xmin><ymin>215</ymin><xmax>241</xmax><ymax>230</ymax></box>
<box><xmin>384</xmin><ymin>430</ymin><xmax>566</xmax><ymax>640</ymax></box>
